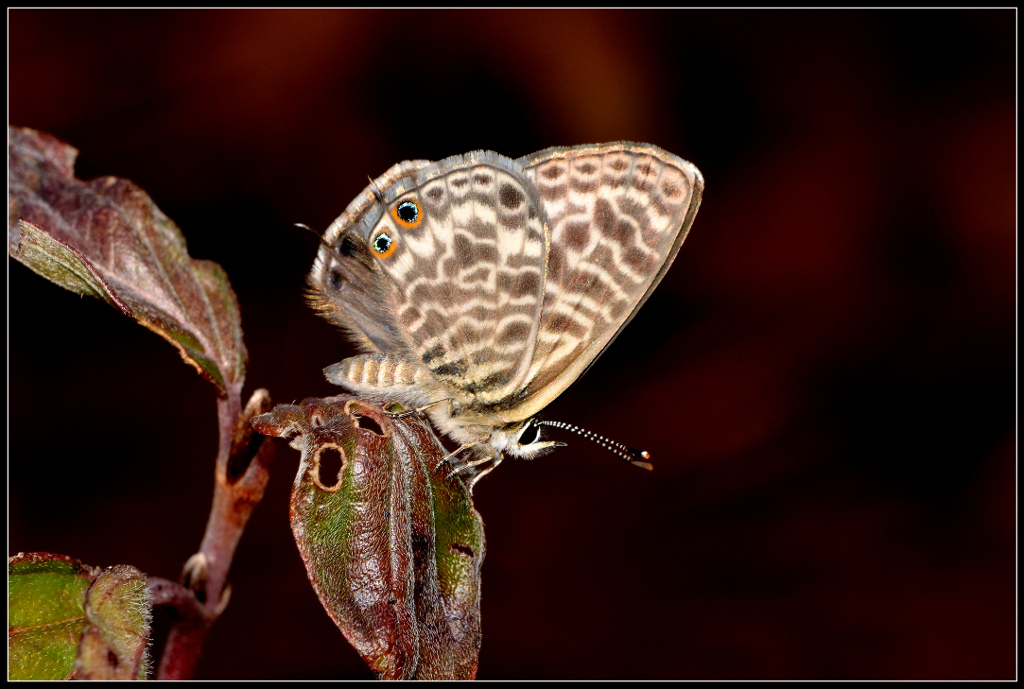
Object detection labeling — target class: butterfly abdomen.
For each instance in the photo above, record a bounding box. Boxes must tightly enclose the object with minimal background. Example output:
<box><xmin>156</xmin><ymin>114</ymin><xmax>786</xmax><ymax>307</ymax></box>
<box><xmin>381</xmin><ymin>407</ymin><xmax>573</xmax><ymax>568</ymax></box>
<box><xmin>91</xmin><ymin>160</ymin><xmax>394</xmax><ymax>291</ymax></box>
<box><xmin>324</xmin><ymin>353</ymin><xmax>439</xmax><ymax>403</ymax></box>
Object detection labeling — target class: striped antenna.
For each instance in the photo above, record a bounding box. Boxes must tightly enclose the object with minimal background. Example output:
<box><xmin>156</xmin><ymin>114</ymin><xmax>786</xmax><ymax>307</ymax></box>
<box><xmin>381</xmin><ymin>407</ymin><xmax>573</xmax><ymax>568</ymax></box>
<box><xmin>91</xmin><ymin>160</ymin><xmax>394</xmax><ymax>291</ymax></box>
<box><xmin>536</xmin><ymin>420</ymin><xmax>653</xmax><ymax>471</ymax></box>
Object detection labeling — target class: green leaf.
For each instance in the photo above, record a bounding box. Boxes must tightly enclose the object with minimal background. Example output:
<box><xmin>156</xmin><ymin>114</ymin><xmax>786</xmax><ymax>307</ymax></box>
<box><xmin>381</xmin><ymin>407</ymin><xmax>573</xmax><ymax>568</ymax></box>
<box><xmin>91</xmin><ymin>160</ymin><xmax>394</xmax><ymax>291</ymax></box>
<box><xmin>254</xmin><ymin>395</ymin><xmax>485</xmax><ymax>680</ymax></box>
<box><xmin>8</xmin><ymin>554</ymin><xmax>152</xmax><ymax>680</ymax></box>
<box><xmin>8</xmin><ymin>553</ymin><xmax>96</xmax><ymax>680</ymax></box>
<box><xmin>7</xmin><ymin>126</ymin><xmax>246</xmax><ymax>398</ymax></box>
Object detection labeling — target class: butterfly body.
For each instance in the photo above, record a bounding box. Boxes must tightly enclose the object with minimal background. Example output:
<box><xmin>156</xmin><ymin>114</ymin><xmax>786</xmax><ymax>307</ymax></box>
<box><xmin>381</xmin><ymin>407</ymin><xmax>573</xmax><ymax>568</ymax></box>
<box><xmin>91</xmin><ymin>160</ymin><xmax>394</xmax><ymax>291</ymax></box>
<box><xmin>309</xmin><ymin>142</ymin><xmax>703</xmax><ymax>484</ymax></box>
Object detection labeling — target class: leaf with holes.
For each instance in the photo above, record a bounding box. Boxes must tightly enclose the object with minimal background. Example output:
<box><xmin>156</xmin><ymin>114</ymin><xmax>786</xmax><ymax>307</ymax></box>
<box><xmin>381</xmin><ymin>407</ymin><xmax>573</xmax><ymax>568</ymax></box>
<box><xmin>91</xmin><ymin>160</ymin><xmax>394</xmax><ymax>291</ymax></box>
<box><xmin>253</xmin><ymin>395</ymin><xmax>485</xmax><ymax>680</ymax></box>
<box><xmin>8</xmin><ymin>553</ymin><xmax>151</xmax><ymax>680</ymax></box>
<box><xmin>7</xmin><ymin>126</ymin><xmax>246</xmax><ymax>398</ymax></box>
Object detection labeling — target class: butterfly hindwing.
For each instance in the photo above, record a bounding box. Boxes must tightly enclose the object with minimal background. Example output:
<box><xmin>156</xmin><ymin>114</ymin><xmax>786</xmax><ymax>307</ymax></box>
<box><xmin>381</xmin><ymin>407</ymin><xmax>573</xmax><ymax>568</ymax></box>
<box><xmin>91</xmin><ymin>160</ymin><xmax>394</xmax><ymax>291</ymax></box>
<box><xmin>314</xmin><ymin>152</ymin><xmax>550</xmax><ymax>409</ymax></box>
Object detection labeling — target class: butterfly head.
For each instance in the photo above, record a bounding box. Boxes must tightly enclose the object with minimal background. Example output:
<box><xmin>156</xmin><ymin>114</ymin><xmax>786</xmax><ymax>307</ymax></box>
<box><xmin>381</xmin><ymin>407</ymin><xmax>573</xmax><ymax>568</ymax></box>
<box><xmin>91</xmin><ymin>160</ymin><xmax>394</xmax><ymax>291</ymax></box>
<box><xmin>492</xmin><ymin>418</ymin><xmax>566</xmax><ymax>460</ymax></box>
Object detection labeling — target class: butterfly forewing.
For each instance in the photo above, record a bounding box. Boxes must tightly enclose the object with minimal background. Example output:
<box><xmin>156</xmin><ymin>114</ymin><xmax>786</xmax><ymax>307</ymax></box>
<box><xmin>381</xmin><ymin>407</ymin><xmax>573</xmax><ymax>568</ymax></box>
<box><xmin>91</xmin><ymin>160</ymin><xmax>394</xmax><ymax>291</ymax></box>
<box><xmin>362</xmin><ymin>153</ymin><xmax>549</xmax><ymax>407</ymax></box>
<box><xmin>509</xmin><ymin>143</ymin><xmax>703</xmax><ymax>420</ymax></box>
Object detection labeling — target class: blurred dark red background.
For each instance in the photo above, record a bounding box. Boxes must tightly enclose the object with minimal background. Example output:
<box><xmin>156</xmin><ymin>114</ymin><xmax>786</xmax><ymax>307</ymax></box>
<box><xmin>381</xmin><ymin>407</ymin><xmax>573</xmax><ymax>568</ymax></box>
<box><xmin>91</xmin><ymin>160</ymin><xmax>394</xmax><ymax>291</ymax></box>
<box><xmin>8</xmin><ymin>9</ymin><xmax>1014</xmax><ymax>680</ymax></box>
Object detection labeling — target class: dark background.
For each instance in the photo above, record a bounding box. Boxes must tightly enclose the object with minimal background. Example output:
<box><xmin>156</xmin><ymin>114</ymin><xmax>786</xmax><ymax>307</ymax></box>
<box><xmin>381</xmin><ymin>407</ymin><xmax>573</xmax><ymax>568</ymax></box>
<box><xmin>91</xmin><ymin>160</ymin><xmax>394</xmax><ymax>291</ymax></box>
<box><xmin>9</xmin><ymin>9</ymin><xmax>1014</xmax><ymax>680</ymax></box>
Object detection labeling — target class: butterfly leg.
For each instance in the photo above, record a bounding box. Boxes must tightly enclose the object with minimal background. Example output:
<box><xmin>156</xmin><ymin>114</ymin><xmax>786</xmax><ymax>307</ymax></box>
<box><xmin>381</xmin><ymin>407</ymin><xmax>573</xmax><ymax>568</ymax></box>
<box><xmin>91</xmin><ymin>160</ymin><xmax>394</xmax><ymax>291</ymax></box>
<box><xmin>445</xmin><ymin>449</ymin><xmax>500</xmax><ymax>481</ymax></box>
<box><xmin>385</xmin><ymin>397</ymin><xmax>453</xmax><ymax>419</ymax></box>
<box><xmin>462</xmin><ymin>455</ymin><xmax>504</xmax><ymax>491</ymax></box>
<box><xmin>436</xmin><ymin>434</ymin><xmax>490</xmax><ymax>471</ymax></box>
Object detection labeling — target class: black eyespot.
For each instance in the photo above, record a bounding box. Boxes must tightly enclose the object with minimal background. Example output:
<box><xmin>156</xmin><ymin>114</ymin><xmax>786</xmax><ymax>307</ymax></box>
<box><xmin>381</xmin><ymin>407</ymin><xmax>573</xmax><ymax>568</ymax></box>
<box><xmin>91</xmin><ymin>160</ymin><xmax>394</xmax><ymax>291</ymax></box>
<box><xmin>518</xmin><ymin>422</ymin><xmax>539</xmax><ymax>445</ymax></box>
<box><xmin>372</xmin><ymin>232</ymin><xmax>394</xmax><ymax>256</ymax></box>
<box><xmin>396</xmin><ymin>200</ymin><xmax>419</xmax><ymax>224</ymax></box>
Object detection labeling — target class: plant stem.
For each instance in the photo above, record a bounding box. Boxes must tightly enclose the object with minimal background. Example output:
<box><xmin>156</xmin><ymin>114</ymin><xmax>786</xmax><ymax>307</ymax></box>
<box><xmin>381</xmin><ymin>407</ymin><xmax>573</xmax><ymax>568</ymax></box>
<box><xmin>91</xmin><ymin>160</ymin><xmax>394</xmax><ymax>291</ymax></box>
<box><xmin>153</xmin><ymin>388</ymin><xmax>273</xmax><ymax>680</ymax></box>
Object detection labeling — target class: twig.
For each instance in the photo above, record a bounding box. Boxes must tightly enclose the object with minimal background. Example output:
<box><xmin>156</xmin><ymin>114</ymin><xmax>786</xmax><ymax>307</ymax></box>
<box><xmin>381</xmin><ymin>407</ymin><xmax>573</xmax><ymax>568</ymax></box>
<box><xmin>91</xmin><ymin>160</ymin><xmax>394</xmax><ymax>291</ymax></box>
<box><xmin>153</xmin><ymin>389</ymin><xmax>274</xmax><ymax>680</ymax></box>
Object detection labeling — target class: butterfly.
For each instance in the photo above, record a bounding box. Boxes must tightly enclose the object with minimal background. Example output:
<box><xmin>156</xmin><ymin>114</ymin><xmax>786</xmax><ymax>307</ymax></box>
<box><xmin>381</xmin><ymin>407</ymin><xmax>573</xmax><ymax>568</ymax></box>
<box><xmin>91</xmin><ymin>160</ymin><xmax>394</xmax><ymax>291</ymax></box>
<box><xmin>307</xmin><ymin>142</ymin><xmax>703</xmax><ymax>486</ymax></box>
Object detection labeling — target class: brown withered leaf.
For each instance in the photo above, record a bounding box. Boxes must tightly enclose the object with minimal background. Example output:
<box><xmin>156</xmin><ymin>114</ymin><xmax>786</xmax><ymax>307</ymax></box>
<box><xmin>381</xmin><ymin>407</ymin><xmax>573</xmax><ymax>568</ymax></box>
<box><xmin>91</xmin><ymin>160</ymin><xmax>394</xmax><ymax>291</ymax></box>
<box><xmin>7</xmin><ymin>126</ymin><xmax>246</xmax><ymax>397</ymax></box>
<box><xmin>253</xmin><ymin>395</ymin><xmax>485</xmax><ymax>680</ymax></box>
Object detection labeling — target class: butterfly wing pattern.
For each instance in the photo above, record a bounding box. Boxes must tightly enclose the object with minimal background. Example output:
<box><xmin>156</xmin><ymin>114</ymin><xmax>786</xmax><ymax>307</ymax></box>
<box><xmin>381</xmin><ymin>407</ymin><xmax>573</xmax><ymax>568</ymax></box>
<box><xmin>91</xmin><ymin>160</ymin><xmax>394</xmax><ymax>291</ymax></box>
<box><xmin>512</xmin><ymin>143</ymin><xmax>703</xmax><ymax>419</ymax></box>
<box><xmin>308</xmin><ymin>142</ymin><xmax>702</xmax><ymax>483</ymax></box>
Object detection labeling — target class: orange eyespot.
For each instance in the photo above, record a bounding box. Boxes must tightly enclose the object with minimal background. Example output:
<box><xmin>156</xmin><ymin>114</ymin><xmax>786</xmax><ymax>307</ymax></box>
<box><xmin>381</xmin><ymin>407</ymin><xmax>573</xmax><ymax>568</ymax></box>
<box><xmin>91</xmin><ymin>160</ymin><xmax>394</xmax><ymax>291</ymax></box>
<box><xmin>370</xmin><ymin>230</ymin><xmax>397</xmax><ymax>259</ymax></box>
<box><xmin>390</xmin><ymin>199</ymin><xmax>422</xmax><ymax>228</ymax></box>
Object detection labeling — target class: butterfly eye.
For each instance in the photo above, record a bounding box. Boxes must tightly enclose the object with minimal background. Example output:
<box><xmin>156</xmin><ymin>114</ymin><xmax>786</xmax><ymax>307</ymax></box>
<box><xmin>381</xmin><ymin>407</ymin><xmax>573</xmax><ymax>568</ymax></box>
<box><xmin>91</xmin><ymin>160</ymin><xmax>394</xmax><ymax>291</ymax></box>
<box><xmin>371</xmin><ymin>230</ymin><xmax>397</xmax><ymax>259</ymax></box>
<box><xmin>391</xmin><ymin>200</ymin><xmax>422</xmax><ymax>228</ymax></box>
<box><xmin>518</xmin><ymin>422</ymin><xmax>540</xmax><ymax>446</ymax></box>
